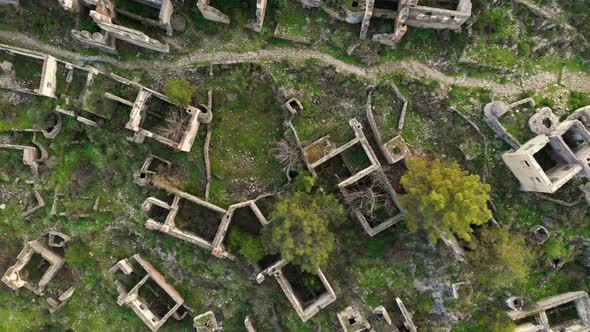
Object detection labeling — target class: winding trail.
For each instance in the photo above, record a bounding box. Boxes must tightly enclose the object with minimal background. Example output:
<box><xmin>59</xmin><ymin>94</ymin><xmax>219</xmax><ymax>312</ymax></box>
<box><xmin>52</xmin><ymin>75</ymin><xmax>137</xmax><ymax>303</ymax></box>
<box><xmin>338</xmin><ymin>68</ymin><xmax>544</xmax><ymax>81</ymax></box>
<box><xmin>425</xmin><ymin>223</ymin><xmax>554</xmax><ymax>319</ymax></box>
<box><xmin>1</xmin><ymin>31</ymin><xmax>588</xmax><ymax>96</ymax></box>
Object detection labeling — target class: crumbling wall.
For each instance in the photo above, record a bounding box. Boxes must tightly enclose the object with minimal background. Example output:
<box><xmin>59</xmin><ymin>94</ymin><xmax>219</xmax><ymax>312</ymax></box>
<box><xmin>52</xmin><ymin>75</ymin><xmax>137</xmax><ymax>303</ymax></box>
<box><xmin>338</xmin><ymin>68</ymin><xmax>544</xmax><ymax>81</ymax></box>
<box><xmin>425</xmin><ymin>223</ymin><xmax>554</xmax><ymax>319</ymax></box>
<box><xmin>1</xmin><ymin>232</ymin><xmax>75</xmax><ymax>312</ymax></box>
<box><xmin>257</xmin><ymin>259</ymin><xmax>336</xmax><ymax>322</ymax></box>
<box><xmin>110</xmin><ymin>254</ymin><xmax>187</xmax><ymax>332</ymax></box>
<box><xmin>197</xmin><ymin>0</ymin><xmax>230</xmax><ymax>24</ymax></box>
<box><xmin>253</xmin><ymin>0</ymin><xmax>268</xmax><ymax>32</ymax></box>
<box><xmin>406</xmin><ymin>0</ymin><xmax>472</xmax><ymax>30</ymax></box>
<box><xmin>506</xmin><ymin>291</ymin><xmax>590</xmax><ymax>331</ymax></box>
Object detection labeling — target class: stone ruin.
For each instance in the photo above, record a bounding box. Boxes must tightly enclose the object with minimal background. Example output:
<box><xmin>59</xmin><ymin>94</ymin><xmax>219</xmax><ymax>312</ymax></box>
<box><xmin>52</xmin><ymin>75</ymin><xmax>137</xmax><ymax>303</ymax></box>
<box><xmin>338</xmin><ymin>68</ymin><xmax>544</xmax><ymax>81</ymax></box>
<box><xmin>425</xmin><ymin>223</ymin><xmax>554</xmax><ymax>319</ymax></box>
<box><xmin>529</xmin><ymin>224</ymin><xmax>550</xmax><ymax>245</ymax></box>
<box><xmin>110</xmin><ymin>254</ymin><xmax>189</xmax><ymax>332</ymax></box>
<box><xmin>284</xmin><ymin>97</ymin><xmax>304</xmax><ymax>116</ymax></box>
<box><xmin>193</xmin><ymin>311</ymin><xmax>258</xmax><ymax>331</ymax></box>
<box><xmin>314</xmin><ymin>0</ymin><xmax>471</xmax><ymax>45</ymax></box>
<box><xmin>0</xmin><ymin>43</ymin><xmax>210</xmax><ymax>153</ymax></box>
<box><xmin>296</xmin><ymin>118</ymin><xmax>405</xmax><ymax>236</ymax></box>
<box><xmin>1</xmin><ymin>231</ymin><xmax>76</xmax><ymax>313</ymax></box>
<box><xmin>112</xmin><ymin>0</ymin><xmax>175</xmax><ymax>36</ymax></box>
<box><xmin>109</xmin><ymin>74</ymin><xmax>212</xmax><ymax>152</ymax></box>
<box><xmin>0</xmin><ymin>133</ymin><xmax>48</xmax><ymax>218</ymax></box>
<box><xmin>135</xmin><ymin>152</ymin><xmax>337</xmax><ymax>323</ymax></box>
<box><xmin>197</xmin><ymin>0</ymin><xmax>268</xmax><ymax>32</ymax></box>
<box><xmin>451</xmin><ymin>281</ymin><xmax>473</xmax><ymax>301</ymax></box>
<box><xmin>194</xmin><ymin>311</ymin><xmax>222</xmax><ymax>332</ymax></box>
<box><xmin>135</xmin><ymin>154</ymin><xmax>270</xmax><ymax>259</ymax></box>
<box><xmin>337</xmin><ymin>299</ymin><xmax>418</xmax><ymax>332</ymax></box>
<box><xmin>338</xmin><ymin>305</ymin><xmax>371</xmax><ymax>332</ymax></box>
<box><xmin>65</xmin><ymin>0</ymin><xmax>171</xmax><ymax>53</ymax></box>
<box><xmin>256</xmin><ymin>258</ymin><xmax>337</xmax><ymax>322</ymax></box>
<box><xmin>0</xmin><ymin>44</ymin><xmax>58</xmax><ymax>99</ymax></box>
<box><xmin>485</xmin><ymin>99</ymin><xmax>590</xmax><ymax>195</ymax></box>
<box><xmin>505</xmin><ymin>291</ymin><xmax>590</xmax><ymax>331</ymax></box>
<box><xmin>365</xmin><ymin>84</ymin><xmax>411</xmax><ymax>163</ymax></box>
<box><xmin>50</xmin><ymin>188</ymin><xmax>104</xmax><ymax>220</ymax></box>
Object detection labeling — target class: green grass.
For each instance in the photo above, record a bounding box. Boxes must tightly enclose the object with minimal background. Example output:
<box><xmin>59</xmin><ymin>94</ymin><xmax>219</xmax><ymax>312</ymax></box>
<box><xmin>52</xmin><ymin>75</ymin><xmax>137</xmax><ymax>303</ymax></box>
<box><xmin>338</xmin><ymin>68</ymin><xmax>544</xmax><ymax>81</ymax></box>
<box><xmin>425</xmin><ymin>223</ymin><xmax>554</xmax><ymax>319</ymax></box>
<box><xmin>514</xmin><ymin>204</ymin><xmax>544</xmax><ymax>227</ymax></box>
<box><xmin>207</xmin><ymin>64</ymin><xmax>285</xmax><ymax>205</ymax></box>
<box><xmin>567</xmin><ymin>91</ymin><xmax>590</xmax><ymax>114</ymax></box>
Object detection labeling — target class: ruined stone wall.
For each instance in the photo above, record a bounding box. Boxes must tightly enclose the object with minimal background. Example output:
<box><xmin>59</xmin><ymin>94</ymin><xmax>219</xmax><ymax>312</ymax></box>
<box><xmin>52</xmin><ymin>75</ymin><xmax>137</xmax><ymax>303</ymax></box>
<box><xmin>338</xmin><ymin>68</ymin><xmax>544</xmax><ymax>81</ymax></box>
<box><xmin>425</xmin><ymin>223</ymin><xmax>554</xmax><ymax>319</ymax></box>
<box><xmin>197</xmin><ymin>0</ymin><xmax>230</xmax><ymax>24</ymax></box>
<box><xmin>254</xmin><ymin>0</ymin><xmax>268</xmax><ymax>32</ymax></box>
<box><xmin>406</xmin><ymin>0</ymin><xmax>472</xmax><ymax>30</ymax></box>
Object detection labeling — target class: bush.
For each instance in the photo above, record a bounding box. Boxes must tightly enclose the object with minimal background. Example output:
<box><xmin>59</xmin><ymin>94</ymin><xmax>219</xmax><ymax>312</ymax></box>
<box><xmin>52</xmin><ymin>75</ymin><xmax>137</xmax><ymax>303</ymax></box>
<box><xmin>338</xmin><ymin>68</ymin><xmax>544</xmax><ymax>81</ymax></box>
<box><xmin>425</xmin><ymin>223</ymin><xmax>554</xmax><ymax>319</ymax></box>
<box><xmin>568</xmin><ymin>91</ymin><xmax>590</xmax><ymax>112</ymax></box>
<box><xmin>543</xmin><ymin>237</ymin><xmax>574</xmax><ymax>260</ymax></box>
<box><xmin>227</xmin><ymin>228</ymin><xmax>266</xmax><ymax>262</ymax></box>
<box><xmin>164</xmin><ymin>78</ymin><xmax>194</xmax><ymax>106</ymax></box>
<box><xmin>469</xmin><ymin>228</ymin><xmax>531</xmax><ymax>289</ymax></box>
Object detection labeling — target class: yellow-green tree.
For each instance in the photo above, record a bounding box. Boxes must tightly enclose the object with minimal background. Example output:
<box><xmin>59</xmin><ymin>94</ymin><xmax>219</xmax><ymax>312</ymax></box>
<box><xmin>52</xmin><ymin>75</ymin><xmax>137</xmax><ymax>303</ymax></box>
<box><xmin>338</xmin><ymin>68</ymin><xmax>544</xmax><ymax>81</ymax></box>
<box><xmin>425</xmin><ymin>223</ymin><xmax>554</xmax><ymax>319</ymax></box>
<box><xmin>164</xmin><ymin>78</ymin><xmax>194</xmax><ymax>106</ymax></box>
<box><xmin>265</xmin><ymin>191</ymin><xmax>344</xmax><ymax>272</ymax></box>
<box><xmin>399</xmin><ymin>157</ymin><xmax>492</xmax><ymax>242</ymax></box>
<box><xmin>469</xmin><ymin>228</ymin><xmax>531</xmax><ymax>288</ymax></box>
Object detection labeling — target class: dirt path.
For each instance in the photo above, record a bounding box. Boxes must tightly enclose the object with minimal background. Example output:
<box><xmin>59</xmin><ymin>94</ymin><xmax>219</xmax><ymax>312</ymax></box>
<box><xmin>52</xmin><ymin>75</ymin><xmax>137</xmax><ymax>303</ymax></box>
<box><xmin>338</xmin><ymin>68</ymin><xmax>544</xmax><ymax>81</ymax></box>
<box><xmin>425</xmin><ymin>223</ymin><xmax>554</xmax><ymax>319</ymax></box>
<box><xmin>1</xmin><ymin>30</ymin><xmax>588</xmax><ymax>96</ymax></box>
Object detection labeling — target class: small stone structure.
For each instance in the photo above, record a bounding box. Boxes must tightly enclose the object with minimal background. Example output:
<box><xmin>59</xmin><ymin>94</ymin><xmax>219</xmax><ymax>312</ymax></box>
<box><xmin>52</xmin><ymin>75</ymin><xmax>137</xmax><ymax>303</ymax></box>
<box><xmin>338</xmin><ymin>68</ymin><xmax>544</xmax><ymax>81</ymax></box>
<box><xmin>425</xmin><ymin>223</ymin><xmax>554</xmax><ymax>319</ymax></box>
<box><xmin>365</xmin><ymin>85</ymin><xmax>411</xmax><ymax>164</ymax></box>
<box><xmin>0</xmin><ymin>135</ymin><xmax>48</xmax><ymax>217</ymax></box>
<box><xmin>134</xmin><ymin>154</ymin><xmax>172</xmax><ymax>186</ymax></box>
<box><xmin>338</xmin><ymin>300</ymin><xmax>417</xmax><ymax>331</ymax></box>
<box><xmin>110</xmin><ymin>254</ymin><xmax>188</xmax><ymax>332</ymax></box>
<box><xmin>484</xmin><ymin>98</ymin><xmax>536</xmax><ymax>150</ymax></box>
<box><xmin>256</xmin><ymin>259</ymin><xmax>336</xmax><ymax>322</ymax></box>
<box><xmin>0</xmin><ymin>44</ymin><xmax>57</xmax><ymax>98</ymax></box>
<box><xmin>486</xmin><ymin>99</ymin><xmax>590</xmax><ymax>195</ymax></box>
<box><xmin>114</xmin><ymin>0</ymin><xmax>175</xmax><ymax>36</ymax></box>
<box><xmin>297</xmin><ymin>118</ymin><xmax>405</xmax><ymax>236</ymax></box>
<box><xmin>338</xmin><ymin>305</ymin><xmax>371</xmax><ymax>332</ymax></box>
<box><xmin>529</xmin><ymin>225</ymin><xmax>550</xmax><ymax>245</ymax></box>
<box><xmin>194</xmin><ymin>311</ymin><xmax>223</xmax><ymax>331</ymax></box>
<box><xmin>71</xmin><ymin>0</ymin><xmax>170</xmax><ymax>53</ymax></box>
<box><xmin>141</xmin><ymin>181</ymin><xmax>232</xmax><ymax>259</ymax></box>
<box><xmin>451</xmin><ymin>281</ymin><xmax>473</xmax><ymax>301</ymax></box>
<box><xmin>107</xmin><ymin>74</ymin><xmax>211</xmax><ymax>152</ymax></box>
<box><xmin>506</xmin><ymin>296</ymin><xmax>525</xmax><ymax>311</ymax></box>
<box><xmin>284</xmin><ymin>97</ymin><xmax>304</xmax><ymax>116</ymax></box>
<box><xmin>1</xmin><ymin>232</ymin><xmax>76</xmax><ymax>313</ymax></box>
<box><xmin>503</xmin><ymin>112</ymin><xmax>590</xmax><ymax>194</ymax></box>
<box><xmin>351</xmin><ymin>0</ymin><xmax>471</xmax><ymax>45</ymax></box>
<box><xmin>505</xmin><ymin>291</ymin><xmax>590</xmax><ymax>331</ymax></box>
<box><xmin>197</xmin><ymin>0</ymin><xmax>268</xmax><ymax>32</ymax></box>
<box><xmin>137</xmin><ymin>157</ymin><xmax>270</xmax><ymax>259</ymax></box>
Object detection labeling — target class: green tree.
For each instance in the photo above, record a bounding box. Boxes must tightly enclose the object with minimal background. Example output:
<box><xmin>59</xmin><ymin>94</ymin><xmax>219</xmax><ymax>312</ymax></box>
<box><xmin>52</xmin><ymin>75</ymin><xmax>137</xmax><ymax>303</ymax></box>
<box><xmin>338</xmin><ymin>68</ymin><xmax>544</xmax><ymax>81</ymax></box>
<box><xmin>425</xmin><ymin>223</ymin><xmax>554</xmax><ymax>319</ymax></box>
<box><xmin>265</xmin><ymin>191</ymin><xmax>344</xmax><ymax>272</ymax></box>
<box><xmin>164</xmin><ymin>78</ymin><xmax>194</xmax><ymax>106</ymax></box>
<box><xmin>399</xmin><ymin>157</ymin><xmax>492</xmax><ymax>243</ymax></box>
<box><xmin>469</xmin><ymin>227</ymin><xmax>531</xmax><ymax>288</ymax></box>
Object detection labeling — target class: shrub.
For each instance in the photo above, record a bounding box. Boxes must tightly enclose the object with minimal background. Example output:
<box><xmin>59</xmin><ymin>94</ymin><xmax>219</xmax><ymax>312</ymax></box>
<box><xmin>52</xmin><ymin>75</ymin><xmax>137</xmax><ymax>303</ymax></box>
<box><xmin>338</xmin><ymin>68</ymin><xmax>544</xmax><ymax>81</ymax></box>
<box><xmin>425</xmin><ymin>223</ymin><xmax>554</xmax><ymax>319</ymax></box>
<box><xmin>164</xmin><ymin>78</ymin><xmax>194</xmax><ymax>106</ymax></box>
<box><xmin>469</xmin><ymin>228</ymin><xmax>531</xmax><ymax>289</ymax></box>
<box><xmin>227</xmin><ymin>228</ymin><xmax>266</xmax><ymax>262</ymax></box>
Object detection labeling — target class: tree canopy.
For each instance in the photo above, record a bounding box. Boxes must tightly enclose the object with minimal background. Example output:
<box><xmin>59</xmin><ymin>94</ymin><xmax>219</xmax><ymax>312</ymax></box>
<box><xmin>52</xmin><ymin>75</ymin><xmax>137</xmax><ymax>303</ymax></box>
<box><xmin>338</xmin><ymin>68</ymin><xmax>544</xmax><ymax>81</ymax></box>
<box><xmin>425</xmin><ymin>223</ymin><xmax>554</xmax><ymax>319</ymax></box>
<box><xmin>399</xmin><ymin>157</ymin><xmax>492</xmax><ymax>243</ymax></box>
<box><xmin>164</xmin><ymin>78</ymin><xmax>194</xmax><ymax>107</ymax></box>
<box><xmin>469</xmin><ymin>227</ymin><xmax>531</xmax><ymax>289</ymax></box>
<box><xmin>265</xmin><ymin>191</ymin><xmax>344</xmax><ymax>273</ymax></box>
